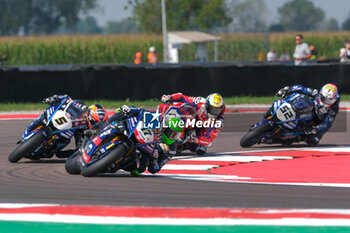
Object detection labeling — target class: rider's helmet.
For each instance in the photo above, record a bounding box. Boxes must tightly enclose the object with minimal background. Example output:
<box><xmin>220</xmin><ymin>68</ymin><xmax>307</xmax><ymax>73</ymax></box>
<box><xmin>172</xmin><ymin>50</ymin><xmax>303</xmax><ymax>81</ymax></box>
<box><xmin>318</xmin><ymin>84</ymin><xmax>338</xmax><ymax>107</ymax></box>
<box><xmin>162</xmin><ymin>118</ymin><xmax>184</xmax><ymax>145</ymax></box>
<box><xmin>87</xmin><ymin>104</ymin><xmax>108</xmax><ymax>127</ymax></box>
<box><xmin>205</xmin><ymin>93</ymin><xmax>224</xmax><ymax>118</ymax></box>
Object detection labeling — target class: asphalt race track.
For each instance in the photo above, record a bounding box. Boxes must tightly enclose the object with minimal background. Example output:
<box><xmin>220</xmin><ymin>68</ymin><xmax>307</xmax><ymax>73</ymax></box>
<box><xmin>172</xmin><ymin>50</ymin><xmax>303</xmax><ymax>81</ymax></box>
<box><xmin>1</xmin><ymin>112</ymin><xmax>350</xmax><ymax>209</ymax></box>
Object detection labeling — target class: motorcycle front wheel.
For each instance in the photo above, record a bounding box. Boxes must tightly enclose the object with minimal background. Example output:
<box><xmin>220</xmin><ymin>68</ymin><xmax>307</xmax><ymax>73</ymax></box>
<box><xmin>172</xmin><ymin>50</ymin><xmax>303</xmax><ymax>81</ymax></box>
<box><xmin>8</xmin><ymin>132</ymin><xmax>46</xmax><ymax>163</ymax></box>
<box><xmin>240</xmin><ymin>122</ymin><xmax>272</xmax><ymax>148</ymax></box>
<box><xmin>65</xmin><ymin>150</ymin><xmax>82</xmax><ymax>175</ymax></box>
<box><xmin>81</xmin><ymin>144</ymin><xmax>127</xmax><ymax>177</ymax></box>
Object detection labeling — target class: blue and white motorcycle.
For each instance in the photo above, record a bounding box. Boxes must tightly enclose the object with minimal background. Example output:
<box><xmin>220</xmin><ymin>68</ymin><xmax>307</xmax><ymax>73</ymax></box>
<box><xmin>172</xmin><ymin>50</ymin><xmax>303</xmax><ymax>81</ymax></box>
<box><xmin>9</xmin><ymin>97</ymin><xmax>88</xmax><ymax>163</ymax></box>
<box><xmin>240</xmin><ymin>93</ymin><xmax>315</xmax><ymax>147</ymax></box>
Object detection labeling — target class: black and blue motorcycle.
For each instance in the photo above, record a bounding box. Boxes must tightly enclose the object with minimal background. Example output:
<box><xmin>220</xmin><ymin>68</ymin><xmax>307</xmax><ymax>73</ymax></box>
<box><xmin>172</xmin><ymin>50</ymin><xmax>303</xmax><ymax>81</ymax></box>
<box><xmin>9</xmin><ymin>97</ymin><xmax>88</xmax><ymax>163</ymax></box>
<box><xmin>65</xmin><ymin>109</ymin><xmax>157</xmax><ymax>177</ymax></box>
<box><xmin>240</xmin><ymin>93</ymin><xmax>315</xmax><ymax>147</ymax></box>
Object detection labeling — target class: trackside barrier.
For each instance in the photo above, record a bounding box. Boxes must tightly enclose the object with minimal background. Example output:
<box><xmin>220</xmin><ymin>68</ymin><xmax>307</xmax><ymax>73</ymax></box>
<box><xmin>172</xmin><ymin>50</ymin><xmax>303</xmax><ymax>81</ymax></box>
<box><xmin>1</xmin><ymin>63</ymin><xmax>350</xmax><ymax>102</ymax></box>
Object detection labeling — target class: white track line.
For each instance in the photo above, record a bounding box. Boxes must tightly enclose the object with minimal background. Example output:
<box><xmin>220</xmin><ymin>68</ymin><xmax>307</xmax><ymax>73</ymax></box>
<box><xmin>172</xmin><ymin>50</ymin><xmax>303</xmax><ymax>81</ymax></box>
<box><xmin>162</xmin><ymin>165</ymin><xmax>219</xmax><ymax>170</ymax></box>
<box><xmin>0</xmin><ymin>204</ymin><xmax>59</xmax><ymax>208</ymax></box>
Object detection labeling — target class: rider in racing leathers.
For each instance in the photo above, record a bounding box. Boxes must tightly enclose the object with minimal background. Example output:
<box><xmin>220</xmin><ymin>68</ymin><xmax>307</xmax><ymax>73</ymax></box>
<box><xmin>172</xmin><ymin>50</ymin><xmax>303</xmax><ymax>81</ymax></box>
<box><xmin>160</xmin><ymin>93</ymin><xmax>225</xmax><ymax>155</ymax></box>
<box><xmin>105</xmin><ymin>106</ymin><xmax>184</xmax><ymax>176</ymax></box>
<box><xmin>146</xmin><ymin>118</ymin><xmax>184</xmax><ymax>174</ymax></box>
<box><xmin>99</xmin><ymin>105</ymin><xmax>155</xmax><ymax>176</ymax></box>
<box><xmin>276</xmin><ymin>83</ymin><xmax>340</xmax><ymax>146</ymax></box>
<box><xmin>26</xmin><ymin>95</ymin><xmax>108</xmax><ymax>158</ymax></box>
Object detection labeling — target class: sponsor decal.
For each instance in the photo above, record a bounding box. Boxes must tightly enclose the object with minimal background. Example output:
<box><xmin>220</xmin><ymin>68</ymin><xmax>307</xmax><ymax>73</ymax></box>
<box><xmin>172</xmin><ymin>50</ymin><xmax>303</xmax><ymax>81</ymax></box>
<box><xmin>82</xmin><ymin>152</ymin><xmax>90</xmax><ymax>163</ymax></box>
<box><xmin>300</xmin><ymin>113</ymin><xmax>312</xmax><ymax>118</ymax></box>
<box><xmin>85</xmin><ymin>143</ymin><xmax>93</xmax><ymax>154</ymax></box>
<box><xmin>41</xmin><ymin>130</ymin><xmax>47</xmax><ymax>138</ymax></box>
<box><xmin>65</xmin><ymin>112</ymin><xmax>71</xmax><ymax>119</ymax></box>
<box><xmin>99</xmin><ymin>129</ymin><xmax>112</xmax><ymax>138</ymax></box>
<box><xmin>92</xmin><ymin>136</ymin><xmax>102</xmax><ymax>146</ymax></box>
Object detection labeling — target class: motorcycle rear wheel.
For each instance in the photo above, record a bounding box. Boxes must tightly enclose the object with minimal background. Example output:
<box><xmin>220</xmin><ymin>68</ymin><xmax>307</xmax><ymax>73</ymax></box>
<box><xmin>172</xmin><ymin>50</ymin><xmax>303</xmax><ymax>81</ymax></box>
<box><xmin>8</xmin><ymin>132</ymin><xmax>46</xmax><ymax>163</ymax></box>
<box><xmin>240</xmin><ymin>122</ymin><xmax>272</xmax><ymax>148</ymax></box>
<box><xmin>81</xmin><ymin>144</ymin><xmax>127</xmax><ymax>177</ymax></box>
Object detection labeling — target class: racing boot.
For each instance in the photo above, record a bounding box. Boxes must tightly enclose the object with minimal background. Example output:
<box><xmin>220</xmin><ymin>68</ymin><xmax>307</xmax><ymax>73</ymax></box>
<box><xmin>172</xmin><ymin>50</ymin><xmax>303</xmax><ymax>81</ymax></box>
<box><xmin>195</xmin><ymin>145</ymin><xmax>207</xmax><ymax>155</ymax></box>
<box><xmin>106</xmin><ymin>163</ymin><xmax>119</xmax><ymax>173</ymax></box>
<box><xmin>181</xmin><ymin>142</ymin><xmax>197</xmax><ymax>153</ymax></box>
<box><xmin>305</xmin><ymin>134</ymin><xmax>321</xmax><ymax>146</ymax></box>
<box><xmin>130</xmin><ymin>170</ymin><xmax>141</xmax><ymax>177</ymax></box>
<box><xmin>129</xmin><ymin>154</ymin><xmax>149</xmax><ymax>176</ymax></box>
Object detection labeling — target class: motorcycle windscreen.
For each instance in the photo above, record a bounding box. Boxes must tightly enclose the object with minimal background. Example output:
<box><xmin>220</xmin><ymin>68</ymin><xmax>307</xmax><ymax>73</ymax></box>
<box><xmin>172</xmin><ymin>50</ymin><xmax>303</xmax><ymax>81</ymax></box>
<box><xmin>65</xmin><ymin>102</ymin><xmax>88</xmax><ymax>125</ymax></box>
<box><xmin>291</xmin><ymin>95</ymin><xmax>314</xmax><ymax>120</ymax></box>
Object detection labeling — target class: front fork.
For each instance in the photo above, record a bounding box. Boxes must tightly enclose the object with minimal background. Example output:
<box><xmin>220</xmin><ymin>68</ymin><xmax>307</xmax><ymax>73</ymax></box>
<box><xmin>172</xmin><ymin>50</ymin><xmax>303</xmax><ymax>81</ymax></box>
<box><xmin>252</xmin><ymin>116</ymin><xmax>279</xmax><ymax>143</ymax></box>
<box><xmin>26</xmin><ymin>125</ymin><xmax>55</xmax><ymax>157</ymax></box>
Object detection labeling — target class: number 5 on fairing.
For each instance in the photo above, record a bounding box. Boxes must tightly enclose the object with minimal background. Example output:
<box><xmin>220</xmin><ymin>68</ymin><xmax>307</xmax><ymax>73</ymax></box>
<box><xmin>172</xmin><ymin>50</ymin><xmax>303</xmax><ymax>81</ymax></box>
<box><xmin>55</xmin><ymin>117</ymin><xmax>68</xmax><ymax>125</ymax></box>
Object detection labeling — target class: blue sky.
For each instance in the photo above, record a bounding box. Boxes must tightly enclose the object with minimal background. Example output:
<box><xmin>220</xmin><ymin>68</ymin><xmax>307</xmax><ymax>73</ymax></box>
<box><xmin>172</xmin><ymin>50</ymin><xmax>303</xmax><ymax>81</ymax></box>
<box><xmin>91</xmin><ymin>0</ymin><xmax>350</xmax><ymax>27</ymax></box>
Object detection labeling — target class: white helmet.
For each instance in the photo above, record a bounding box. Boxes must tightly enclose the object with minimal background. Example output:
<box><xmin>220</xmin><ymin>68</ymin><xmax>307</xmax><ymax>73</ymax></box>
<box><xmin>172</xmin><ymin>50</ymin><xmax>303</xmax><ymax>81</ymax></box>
<box><xmin>205</xmin><ymin>93</ymin><xmax>224</xmax><ymax>118</ymax></box>
<box><xmin>318</xmin><ymin>83</ymin><xmax>338</xmax><ymax>107</ymax></box>
<box><xmin>149</xmin><ymin>46</ymin><xmax>156</xmax><ymax>52</ymax></box>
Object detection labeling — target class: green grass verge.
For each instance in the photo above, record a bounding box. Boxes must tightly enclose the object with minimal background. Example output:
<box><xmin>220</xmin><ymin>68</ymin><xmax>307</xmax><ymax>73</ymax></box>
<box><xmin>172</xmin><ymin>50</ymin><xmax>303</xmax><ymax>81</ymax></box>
<box><xmin>0</xmin><ymin>95</ymin><xmax>349</xmax><ymax>111</ymax></box>
<box><xmin>1</xmin><ymin>221</ymin><xmax>350</xmax><ymax>233</ymax></box>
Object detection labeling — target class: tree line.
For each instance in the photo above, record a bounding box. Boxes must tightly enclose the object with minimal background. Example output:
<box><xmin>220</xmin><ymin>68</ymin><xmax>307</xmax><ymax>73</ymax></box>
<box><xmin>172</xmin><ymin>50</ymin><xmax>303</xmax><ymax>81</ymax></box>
<box><xmin>1</xmin><ymin>0</ymin><xmax>350</xmax><ymax>36</ymax></box>
<box><xmin>129</xmin><ymin>0</ymin><xmax>350</xmax><ymax>33</ymax></box>
<box><xmin>0</xmin><ymin>0</ymin><xmax>99</xmax><ymax>35</ymax></box>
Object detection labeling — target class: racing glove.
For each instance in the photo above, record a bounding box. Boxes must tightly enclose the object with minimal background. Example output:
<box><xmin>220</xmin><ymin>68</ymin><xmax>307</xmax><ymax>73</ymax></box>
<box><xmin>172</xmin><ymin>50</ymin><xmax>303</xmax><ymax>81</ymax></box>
<box><xmin>84</xmin><ymin>129</ymin><xmax>97</xmax><ymax>137</ymax></box>
<box><xmin>184</xmin><ymin>129</ymin><xmax>196</xmax><ymax>143</ymax></box>
<box><xmin>276</xmin><ymin>86</ymin><xmax>291</xmax><ymax>99</ymax></box>
<box><xmin>121</xmin><ymin>105</ymin><xmax>130</xmax><ymax>114</ymax></box>
<box><xmin>161</xmin><ymin>95</ymin><xmax>171</xmax><ymax>104</ymax></box>
<box><xmin>42</xmin><ymin>95</ymin><xmax>60</xmax><ymax>105</ymax></box>
<box><xmin>116</xmin><ymin>105</ymin><xmax>131</xmax><ymax>115</ymax></box>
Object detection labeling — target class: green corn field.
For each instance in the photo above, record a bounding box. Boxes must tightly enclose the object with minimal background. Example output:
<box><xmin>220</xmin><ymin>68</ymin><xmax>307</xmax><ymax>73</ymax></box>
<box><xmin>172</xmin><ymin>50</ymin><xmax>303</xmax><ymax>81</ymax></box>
<box><xmin>0</xmin><ymin>32</ymin><xmax>349</xmax><ymax>65</ymax></box>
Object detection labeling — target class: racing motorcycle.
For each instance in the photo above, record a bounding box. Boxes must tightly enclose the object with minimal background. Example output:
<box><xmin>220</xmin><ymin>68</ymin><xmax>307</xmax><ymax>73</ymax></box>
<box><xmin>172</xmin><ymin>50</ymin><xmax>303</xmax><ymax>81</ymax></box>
<box><xmin>157</xmin><ymin>102</ymin><xmax>197</xmax><ymax>151</ymax></box>
<box><xmin>240</xmin><ymin>93</ymin><xmax>315</xmax><ymax>147</ymax></box>
<box><xmin>8</xmin><ymin>97</ymin><xmax>88</xmax><ymax>163</ymax></box>
<box><xmin>65</xmin><ymin>109</ymin><xmax>156</xmax><ymax>177</ymax></box>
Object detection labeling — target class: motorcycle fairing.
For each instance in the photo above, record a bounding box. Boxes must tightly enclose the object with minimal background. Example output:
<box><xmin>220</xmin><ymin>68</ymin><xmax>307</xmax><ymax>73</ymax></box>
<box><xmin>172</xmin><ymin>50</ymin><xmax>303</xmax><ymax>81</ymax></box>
<box><xmin>20</xmin><ymin>97</ymin><xmax>88</xmax><ymax>158</ymax></box>
<box><xmin>253</xmin><ymin>93</ymin><xmax>315</xmax><ymax>144</ymax></box>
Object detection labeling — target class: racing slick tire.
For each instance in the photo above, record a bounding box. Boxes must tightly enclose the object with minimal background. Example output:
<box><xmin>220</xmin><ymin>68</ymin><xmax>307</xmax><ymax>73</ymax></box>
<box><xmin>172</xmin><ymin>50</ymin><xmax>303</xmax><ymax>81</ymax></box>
<box><xmin>81</xmin><ymin>144</ymin><xmax>127</xmax><ymax>177</ymax></box>
<box><xmin>8</xmin><ymin>132</ymin><xmax>46</xmax><ymax>163</ymax></box>
<box><xmin>240</xmin><ymin>122</ymin><xmax>272</xmax><ymax>148</ymax></box>
<box><xmin>65</xmin><ymin>151</ymin><xmax>82</xmax><ymax>175</ymax></box>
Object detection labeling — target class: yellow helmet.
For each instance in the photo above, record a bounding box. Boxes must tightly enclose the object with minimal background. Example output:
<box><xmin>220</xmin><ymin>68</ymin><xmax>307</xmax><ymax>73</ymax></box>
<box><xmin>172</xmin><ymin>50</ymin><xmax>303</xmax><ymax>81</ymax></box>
<box><xmin>206</xmin><ymin>93</ymin><xmax>224</xmax><ymax>118</ymax></box>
